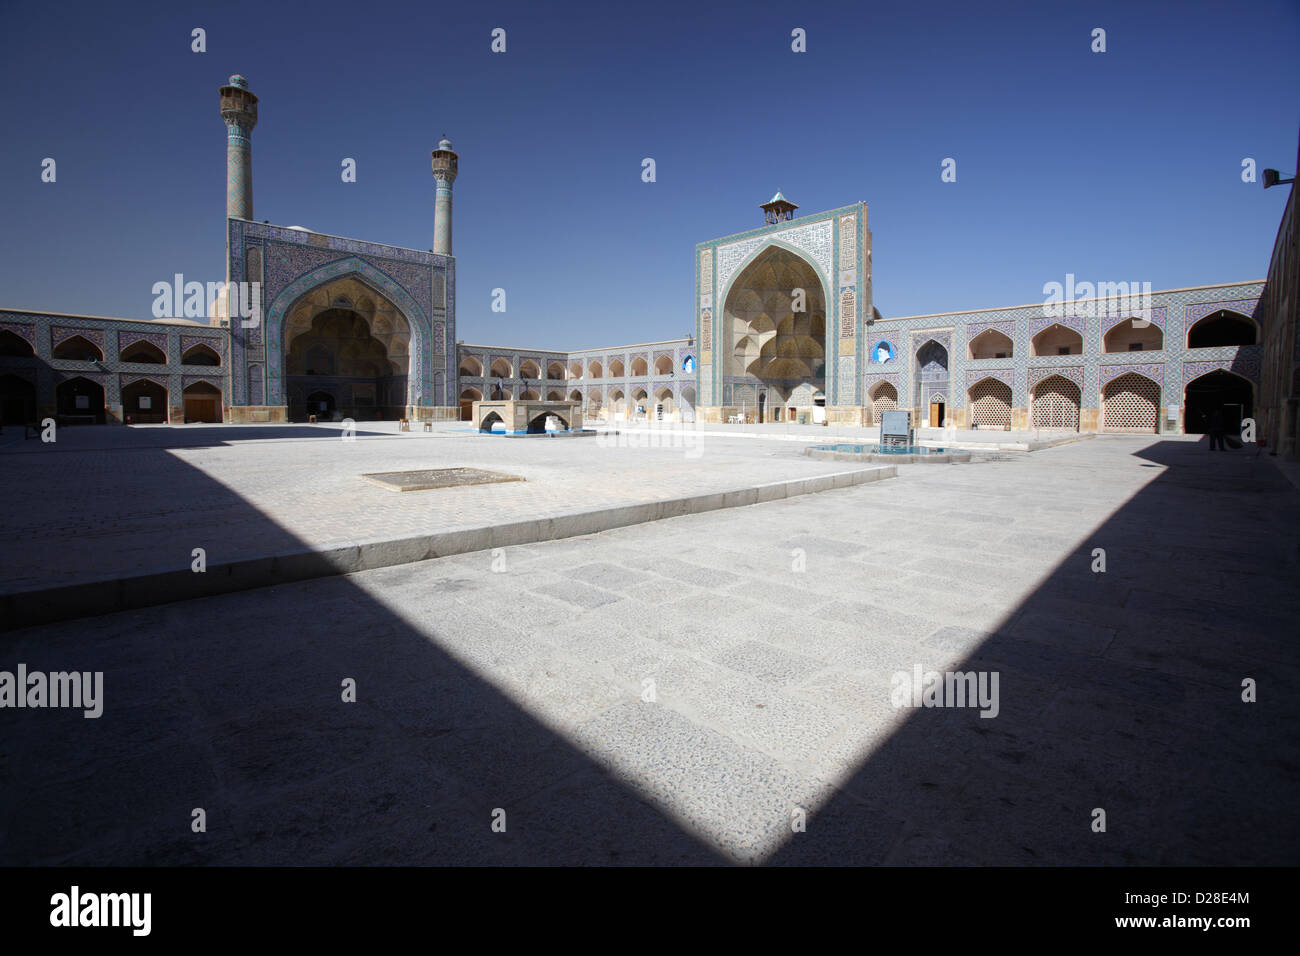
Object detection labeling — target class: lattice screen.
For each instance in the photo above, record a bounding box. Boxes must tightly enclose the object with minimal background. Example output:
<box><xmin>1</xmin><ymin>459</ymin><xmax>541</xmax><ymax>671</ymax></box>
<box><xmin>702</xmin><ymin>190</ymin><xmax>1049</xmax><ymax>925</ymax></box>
<box><xmin>866</xmin><ymin>382</ymin><xmax>897</xmax><ymax>425</ymax></box>
<box><xmin>1032</xmin><ymin>376</ymin><xmax>1080</xmax><ymax>429</ymax></box>
<box><xmin>969</xmin><ymin>380</ymin><xmax>1012</xmax><ymax>429</ymax></box>
<box><xmin>1103</xmin><ymin>373</ymin><xmax>1159</xmax><ymax>431</ymax></box>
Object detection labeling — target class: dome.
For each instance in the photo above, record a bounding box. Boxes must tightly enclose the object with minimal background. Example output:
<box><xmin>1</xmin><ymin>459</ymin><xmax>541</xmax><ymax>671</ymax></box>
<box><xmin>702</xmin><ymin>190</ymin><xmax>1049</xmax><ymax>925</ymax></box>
<box><xmin>436</xmin><ymin>138</ymin><xmax>454</xmax><ymax>151</ymax></box>
<box><xmin>228</xmin><ymin>74</ymin><xmax>249</xmax><ymax>89</ymax></box>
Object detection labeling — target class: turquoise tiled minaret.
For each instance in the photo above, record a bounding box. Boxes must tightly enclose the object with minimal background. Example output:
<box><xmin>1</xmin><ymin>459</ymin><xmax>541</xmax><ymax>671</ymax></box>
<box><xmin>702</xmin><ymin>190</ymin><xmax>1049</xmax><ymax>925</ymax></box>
<box><xmin>219</xmin><ymin>75</ymin><xmax>258</xmax><ymax>220</ymax></box>
<box><xmin>431</xmin><ymin>137</ymin><xmax>458</xmax><ymax>255</ymax></box>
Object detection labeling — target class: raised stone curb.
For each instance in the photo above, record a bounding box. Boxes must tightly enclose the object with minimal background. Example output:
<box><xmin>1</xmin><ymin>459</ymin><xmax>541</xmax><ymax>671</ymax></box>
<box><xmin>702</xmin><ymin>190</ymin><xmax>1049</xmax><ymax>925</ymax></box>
<box><xmin>1</xmin><ymin>465</ymin><xmax>895</xmax><ymax>631</ymax></box>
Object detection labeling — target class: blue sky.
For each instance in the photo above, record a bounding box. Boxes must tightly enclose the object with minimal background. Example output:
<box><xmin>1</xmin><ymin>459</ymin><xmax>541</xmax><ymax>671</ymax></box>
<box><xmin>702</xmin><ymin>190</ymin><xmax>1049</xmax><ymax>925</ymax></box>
<box><xmin>2</xmin><ymin>0</ymin><xmax>1296</xmax><ymax>348</ymax></box>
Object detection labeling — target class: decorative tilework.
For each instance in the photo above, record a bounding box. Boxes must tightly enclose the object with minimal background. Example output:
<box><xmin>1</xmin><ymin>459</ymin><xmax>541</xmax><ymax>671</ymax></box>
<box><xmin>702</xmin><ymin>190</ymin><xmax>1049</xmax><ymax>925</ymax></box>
<box><xmin>181</xmin><ymin>335</ymin><xmax>226</xmax><ymax>358</ymax></box>
<box><xmin>118</xmin><ymin>331</ymin><xmax>168</xmax><ymax>354</ymax></box>
<box><xmin>715</xmin><ymin>218</ymin><xmax>834</xmax><ymax>295</ymax></box>
<box><xmin>839</xmin><ymin>288</ymin><xmax>856</xmax><ymax>339</ymax></box>
<box><xmin>0</xmin><ymin>322</ymin><xmax>36</xmax><ymax>348</ymax></box>
<box><xmin>182</xmin><ymin>375</ymin><xmax>223</xmax><ymax>390</ymax></box>
<box><xmin>966</xmin><ymin>368</ymin><xmax>1014</xmax><ymax>387</ymax></box>
<box><xmin>967</xmin><ymin>319</ymin><xmax>1015</xmax><ymax>341</ymax></box>
<box><xmin>248</xmin><ymin>364</ymin><xmax>264</xmax><ymax>405</ymax></box>
<box><xmin>1184</xmin><ymin>298</ymin><xmax>1259</xmax><ymax>324</ymax></box>
<box><xmin>839</xmin><ymin>215</ymin><xmax>856</xmax><ymax>270</ymax></box>
<box><xmin>54</xmin><ymin>370</ymin><xmax>107</xmax><ymax>385</ymax></box>
<box><xmin>1028</xmin><ymin>365</ymin><xmax>1084</xmax><ymax>388</ymax></box>
<box><xmin>700</xmin><ymin>249</ymin><xmax>713</xmax><ymax>290</ymax></box>
<box><xmin>119</xmin><ymin>373</ymin><xmax>167</xmax><ymax>388</ymax></box>
<box><xmin>1028</xmin><ymin>314</ymin><xmax>1087</xmax><ymax>338</ymax></box>
<box><xmin>1101</xmin><ymin>307</ymin><xmax>1168</xmax><ymax>335</ymax></box>
<box><xmin>1098</xmin><ymin>363</ymin><xmax>1163</xmax><ymax>387</ymax></box>
<box><xmin>1183</xmin><ymin>358</ymin><xmax>1261</xmax><ymax>385</ymax></box>
<box><xmin>837</xmin><ymin>356</ymin><xmax>855</xmax><ymax>403</ymax></box>
<box><xmin>52</xmin><ymin>327</ymin><xmax>105</xmax><ymax>349</ymax></box>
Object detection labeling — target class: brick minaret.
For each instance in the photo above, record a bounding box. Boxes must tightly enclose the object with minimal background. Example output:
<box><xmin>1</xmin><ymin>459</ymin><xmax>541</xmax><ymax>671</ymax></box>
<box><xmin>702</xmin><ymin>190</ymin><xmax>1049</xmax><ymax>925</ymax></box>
<box><xmin>219</xmin><ymin>75</ymin><xmax>258</xmax><ymax>220</ymax></box>
<box><xmin>431</xmin><ymin>138</ymin><xmax>459</xmax><ymax>255</ymax></box>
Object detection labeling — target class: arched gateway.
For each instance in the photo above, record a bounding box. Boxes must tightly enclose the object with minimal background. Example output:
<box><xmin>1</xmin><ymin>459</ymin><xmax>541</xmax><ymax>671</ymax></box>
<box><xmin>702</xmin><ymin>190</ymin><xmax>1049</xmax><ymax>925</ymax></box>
<box><xmin>225</xmin><ymin>224</ymin><xmax>454</xmax><ymax>424</ymax></box>
<box><xmin>724</xmin><ymin>244</ymin><xmax>827</xmax><ymax>422</ymax></box>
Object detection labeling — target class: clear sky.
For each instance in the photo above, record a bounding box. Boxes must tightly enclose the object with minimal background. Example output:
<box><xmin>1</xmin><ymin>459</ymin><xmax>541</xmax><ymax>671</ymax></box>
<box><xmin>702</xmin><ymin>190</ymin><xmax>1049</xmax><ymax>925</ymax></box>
<box><xmin>2</xmin><ymin>0</ymin><xmax>1297</xmax><ymax>348</ymax></box>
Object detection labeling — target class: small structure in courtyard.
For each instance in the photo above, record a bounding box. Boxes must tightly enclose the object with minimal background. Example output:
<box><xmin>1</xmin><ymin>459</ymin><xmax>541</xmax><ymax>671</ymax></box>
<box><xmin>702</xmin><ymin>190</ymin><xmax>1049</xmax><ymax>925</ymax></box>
<box><xmin>473</xmin><ymin>399</ymin><xmax>582</xmax><ymax>434</ymax></box>
<box><xmin>361</xmin><ymin>467</ymin><xmax>523</xmax><ymax>492</ymax></box>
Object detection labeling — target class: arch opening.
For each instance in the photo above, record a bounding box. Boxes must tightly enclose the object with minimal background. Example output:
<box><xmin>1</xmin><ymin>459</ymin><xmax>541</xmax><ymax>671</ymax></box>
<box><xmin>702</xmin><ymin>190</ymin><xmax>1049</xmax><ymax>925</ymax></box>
<box><xmin>181</xmin><ymin>381</ymin><xmax>223</xmax><ymax>423</ymax></box>
<box><xmin>181</xmin><ymin>343</ymin><xmax>221</xmax><ymax>366</ymax></box>
<box><xmin>1102</xmin><ymin>372</ymin><xmax>1160</xmax><ymax>432</ymax></box>
<box><xmin>120</xmin><ymin>341</ymin><xmax>166</xmax><ymax>364</ymax></box>
<box><xmin>53</xmin><ymin>335</ymin><xmax>103</xmax><ymax>362</ymax></box>
<box><xmin>0</xmin><ymin>330</ymin><xmax>34</xmax><ymax>358</ymax></box>
<box><xmin>1031</xmin><ymin>375</ymin><xmax>1081</xmax><ymax>430</ymax></box>
<box><xmin>0</xmin><ymin>374</ymin><xmax>37</xmax><ymax>425</ymax></box>
<box><xmin>725</xmin><ymin>246</ymin><xmax>826</xmax><ymax>411</ymax></box>
<box><xmin>1032</xmin><ymin>324</ymin><xmax>1083</xmax><ymax>356</ymax></box>
<box><xmin>459</xmin><ymin>386</ymin><xmax>482</xmax><ymax>421</ymax></box>
<box><xmin>967</xmin><ymin>378</ymin><xmax>1012</xmax><ymax>430</ymax></box>
<box><xmin>286</xmin><ymin>307</ymin><xmax>400</xmax><ymax>421</ymax></box>
<box><xmin>56</xmin><ymin>376</ymin><xmax>105</xmax><ymax>423</ymax></box>
<box><xmin>282</xmin><ymin>275</ymin><xmax>413</xmax><ymax>418</ymax></box>
<box><xmin>1187</xmin><ymin>310</ymin><xmax>1257</xmax><ymax>349</ymax></box>
<box><xmin>968</xmin><ymin>329</ymin><xmax>1013</xmax><ymax>360</ymax></box>
<box><xmin>1184</xmin><ymin>370</ymin><xmax>1253</xmax><ymax>436</ymax></box>
<box><xmin>528</xmin><ymin>412</ymin><xmax>569</xmax><ymax>434</ymax></box>
<box><xmin>122</xmin><ymin>379</ymin><xmax>168</xmax><ymax>424</ymax></box>
<box><xmin>1104</xmin><ymin>318</ymin><xmax>1163</xmax><ymax>353</ymax></box>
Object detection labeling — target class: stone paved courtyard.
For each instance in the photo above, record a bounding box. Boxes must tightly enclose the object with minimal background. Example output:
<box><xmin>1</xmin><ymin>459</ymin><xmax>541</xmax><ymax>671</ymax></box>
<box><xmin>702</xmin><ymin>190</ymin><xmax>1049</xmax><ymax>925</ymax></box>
<box><xmin>0</xmin><ymin>422</ymin><xmax>881</xmax><ymax>596</ymax></box>
<box><xmin>0</xmin><ymin>433</ymin><xmax>1296</xmax><ymax>865</ymax></box>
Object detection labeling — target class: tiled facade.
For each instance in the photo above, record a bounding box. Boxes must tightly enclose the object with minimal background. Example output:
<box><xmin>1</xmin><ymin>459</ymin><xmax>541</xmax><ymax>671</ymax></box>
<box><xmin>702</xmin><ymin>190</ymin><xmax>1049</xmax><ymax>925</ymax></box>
<box><xmin>225</xmin><ymin>219</ymin><xmax>454</xmax><ymax>423</ymax></box>
<box><xmin>454</xmin><ymin>339</ymin><xmax>698</xmax><ymax>421</ymax></box>
<box><xmin>695</xmin><ymin>203</ymin><xmax>872</xmax><ymax>423</ymax></box>
<box><xmin>866</xmin><ymin>282</ymin><xmax>1265</xmax><ymax>433</ymax></box>
<box><xmin>0</xmin><ymin>311</ymin><xmax>228</xmax><ymax>424</ymax></box>
<box><xmin>693</xmin><ymin>200</ymin><xmax>1273</xmax><ymax>434</ymax></box>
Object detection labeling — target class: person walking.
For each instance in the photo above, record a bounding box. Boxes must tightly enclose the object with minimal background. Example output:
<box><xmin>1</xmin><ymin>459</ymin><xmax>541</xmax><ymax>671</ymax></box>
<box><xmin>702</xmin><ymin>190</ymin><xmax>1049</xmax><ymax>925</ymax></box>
<box><xmin>1207</xmin><ymin>406</ymin><xmax>1226</xmax><ymax>451</ymax></box>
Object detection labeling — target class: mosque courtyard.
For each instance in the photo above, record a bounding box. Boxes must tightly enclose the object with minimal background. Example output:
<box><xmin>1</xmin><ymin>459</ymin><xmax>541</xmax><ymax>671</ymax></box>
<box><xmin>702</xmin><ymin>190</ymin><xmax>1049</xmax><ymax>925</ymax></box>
<box><xmin>1</xmin><ymin>425</ymin><xmax>1295</xmax><ymax>865</ymax></box>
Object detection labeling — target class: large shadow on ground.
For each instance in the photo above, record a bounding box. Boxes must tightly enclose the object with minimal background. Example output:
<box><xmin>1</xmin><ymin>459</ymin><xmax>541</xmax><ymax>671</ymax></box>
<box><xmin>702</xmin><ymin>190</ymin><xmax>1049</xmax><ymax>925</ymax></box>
<box><xmin>0</xmin><ymin>437</ymin><xmax>724</xmax><ymax>865</ymax></box>
<box><xmin>770</xmin><ymin>438</ymin><xmax>1300</xmax><ymax>865</ymax></box>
